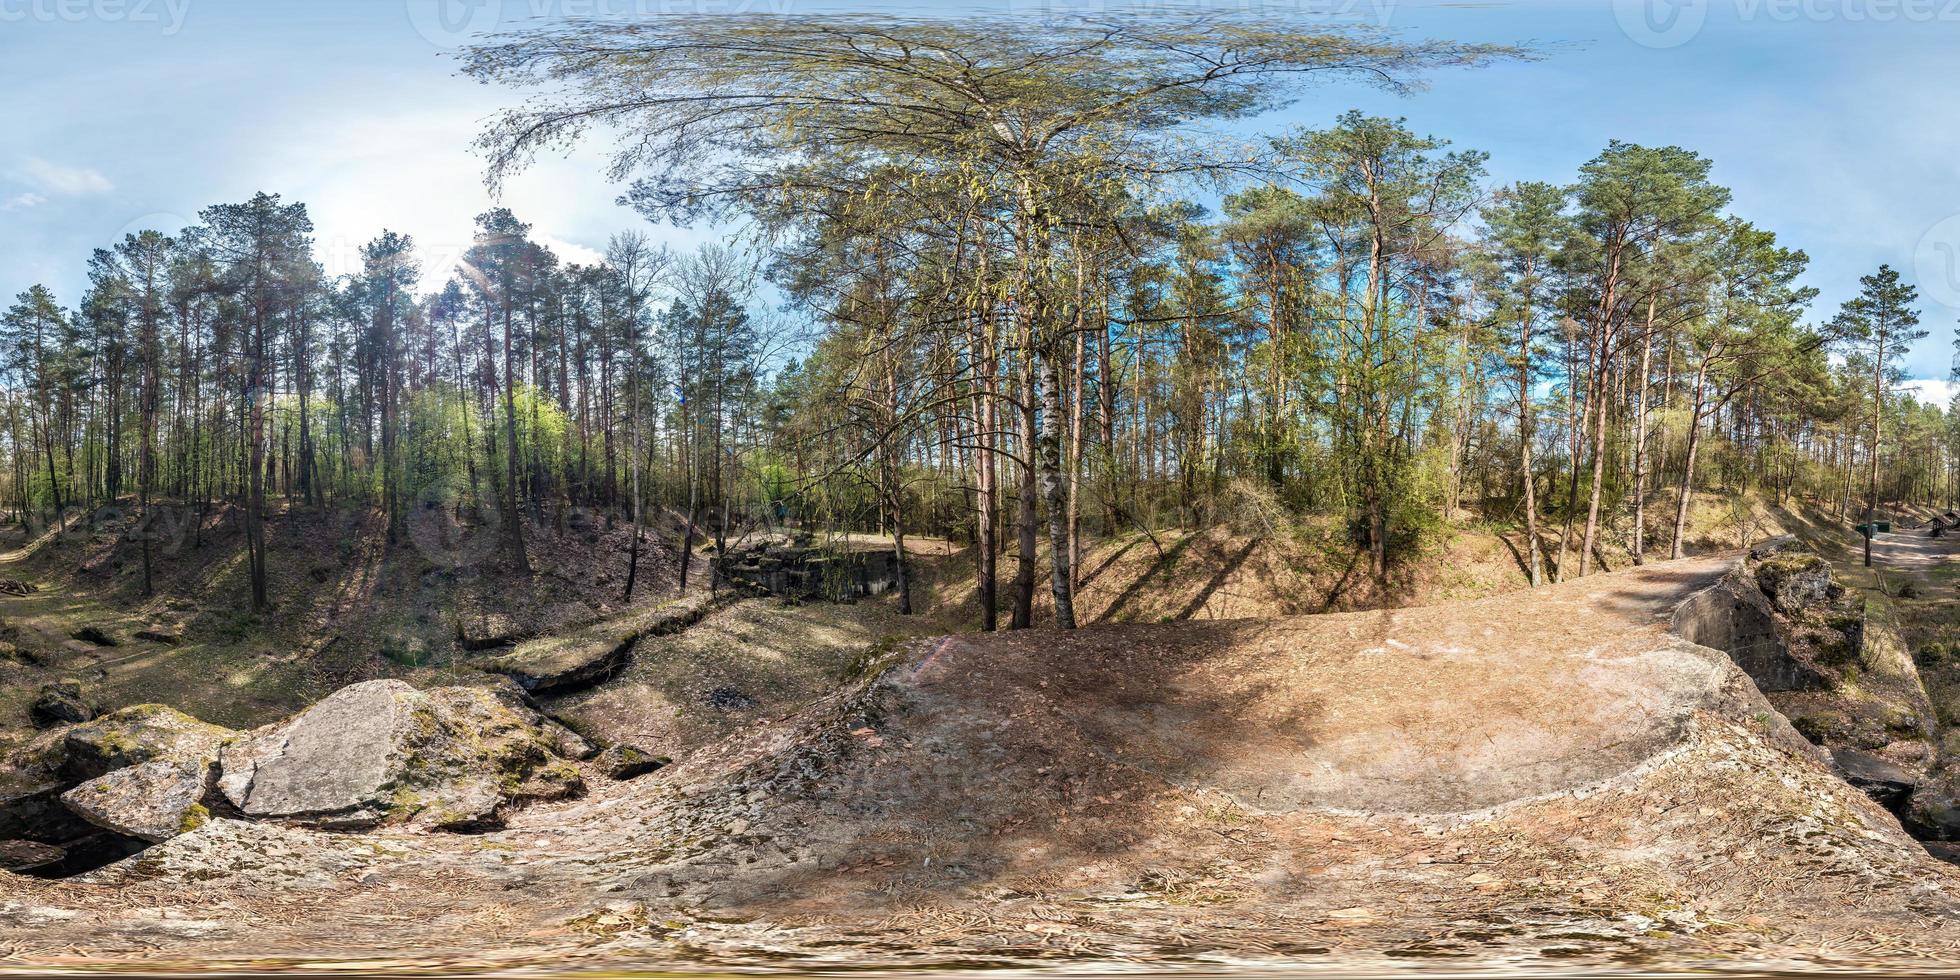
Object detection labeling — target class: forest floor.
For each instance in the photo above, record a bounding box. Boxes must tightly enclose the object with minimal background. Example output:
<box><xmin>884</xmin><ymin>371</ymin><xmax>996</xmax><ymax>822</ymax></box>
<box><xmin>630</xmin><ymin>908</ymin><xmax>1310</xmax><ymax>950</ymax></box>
<box><xmin>0</xmin><ymin>498</ymin><xmax>690</xmax><ymax>754</ymax></box>
<box><xmin>7</xmin><ymin>550</ymin><xmax>1960</xmax><ymax>974</ymax></box>
<box><xmin>0</xmin><ymin>487</ymin><xmax>1806</xmax><ymax>747</ymax></box>
<box><xmin>5</xmin><ymin>492</ymin><xmax>1960</xmax><ymax>973</ymax></box>
<box><xmin>939</xmin><ymin>488</ymin><xmax>1809</xmax><ymax>629</ymax></box>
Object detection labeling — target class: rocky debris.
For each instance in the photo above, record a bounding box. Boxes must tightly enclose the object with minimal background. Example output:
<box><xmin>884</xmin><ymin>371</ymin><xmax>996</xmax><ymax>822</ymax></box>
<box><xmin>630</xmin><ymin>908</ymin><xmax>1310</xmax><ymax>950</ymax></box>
<box><xmin>482</xmin><ymin>595</ymin><xmax>716</xmax><ymax>695</ymax></box>
<box><xmin>218</xmin><ymin>680</ymin><xmax>583</xmax><ymax>831</ymax></box>
<box><xmin>61</xmin><ymin>758</ymin><xmax>214</xmax><ymax>843</ymax></box>
<box><xmin>68</xmin><ymin>625</ymin><xmax>118</xmax><ymax>647</ymax></box>
<box><xmin>1679</xmin><ymin>539</ymin><xmax>1942</xmax><ymax>831</ymax></box>
<box><xmin>1</xmin><ymin>705</ymin><xmax>234</xmax><ymax>872</ymax></box>
<box><xmin>61</xmin><ymin>704</ymin><xmax>235</xmax><ymax>782</ymax></box>
<box><xmin>1835</xmin><ymin>748</ymin><xmax>1920</xmax><ymax>813</ymax></box>
<box><xmin>0</xmin><ymin>838</ymin><xmax>63</xmax><ymax>873</ymax></box>
<box><xmin>1754</xmin><ymin>549</ymin><xmax>1841</xmax><ymax>615</ymax></box>
<box><xmin>595</xmin><ymin>744</ymin><xmax>667</xmax><ymax>780</ymax></box>
<box><xmin>5</xmin><ymin>679</ymin><xmax>597</xmax><ymax>868</ymax></box>
<box><xmin>703</xmin><ymin>687</ymin><xmax>756</xmax><ymax>712</ymax></box>
<box><xmin>458</xmin><ymin>610</ymin><xmax>524</xmax><ymax>651</ymax></box>
<box><xmin>29</xmin><ymin>680</ymin><xmax>98</xmax><ymax>729</ymax></box>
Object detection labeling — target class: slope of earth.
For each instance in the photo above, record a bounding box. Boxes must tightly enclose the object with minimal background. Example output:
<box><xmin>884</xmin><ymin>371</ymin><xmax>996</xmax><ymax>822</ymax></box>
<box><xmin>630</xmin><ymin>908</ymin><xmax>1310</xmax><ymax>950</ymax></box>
<box><xmin>926</xmin><ymin>523</ymin><xmax>1535</xmax><ymax>628</ymax></box>
<box><xmin>541</xmin><ymin>594</ymin><xmax>949</xmax><ymax>764</ymax></box>
<box><xmin>929</xmin><ymin>489</ymin><xmax>1803</xmax><ymax>630</ymax></box>
<box><xmin>4</xmin><ymin>552</ymin><xmax>1958</xmax><ymax>974</ymax></box>
<box><xmin>0</xmin><ymin>500</ymin><xmax>684</xmax><ymax>751</ymax></box>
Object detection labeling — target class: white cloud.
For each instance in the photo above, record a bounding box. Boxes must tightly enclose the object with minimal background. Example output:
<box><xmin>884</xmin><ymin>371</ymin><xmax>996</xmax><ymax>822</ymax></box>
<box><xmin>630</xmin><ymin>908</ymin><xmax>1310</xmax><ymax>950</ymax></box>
<box><xmin>0</xmin><ymin>192</ymin><xmax>46</xmax><ymax>212</ymax></box>
<box><xmin>17</xmin><ymin>157</ymin><xmax>114</xmax><ymax>196</ymax></box>
<box><xmin>1902</xmin><ymin>379</ymin><xmax>1958</xmax><ymax>407</ymax></box>
<box><xmin>536</xmin><ymin>234</ymin><xmax>606</xmax><ymax>269</ymax></box>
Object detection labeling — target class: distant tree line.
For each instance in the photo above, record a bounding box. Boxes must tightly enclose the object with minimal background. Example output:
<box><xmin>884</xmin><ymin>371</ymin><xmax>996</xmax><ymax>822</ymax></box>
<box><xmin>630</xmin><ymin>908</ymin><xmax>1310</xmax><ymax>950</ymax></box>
<box><xmin>1</xmin><ymin>201</ymin><xmax>778</xmax><ymax>607</ymax></box>
<box><xmin>4</xmin><ymin>14</ymin><xmax>1954</xmax><ymax>627</ymax></box>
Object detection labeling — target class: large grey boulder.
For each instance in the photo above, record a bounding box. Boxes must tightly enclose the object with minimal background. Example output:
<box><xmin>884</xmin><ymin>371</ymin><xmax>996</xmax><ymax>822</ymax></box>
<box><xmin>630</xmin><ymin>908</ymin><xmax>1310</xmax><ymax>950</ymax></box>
<box><xmin>2</xmin><ymin>704</ymin><xmax>234</xmax><ymax>848</ymax></box>
<box><xmin>60</xmin><ymin>704</ymin><xmax>235</xmax><ymax>782</ymax></box>
<box><xmin>56</xmin><ymin>706</ymin><xmax>232</xmax><ymax>842</ymax></box>
<box><xmin>61</xmin><ymin>758</ymin><xmax>214</xmax><ymax>843</ymax></box>
<box><xmin>218</xmin><ymin>680</ymin><xmax>583</xmax><ymax>831</ymax></box>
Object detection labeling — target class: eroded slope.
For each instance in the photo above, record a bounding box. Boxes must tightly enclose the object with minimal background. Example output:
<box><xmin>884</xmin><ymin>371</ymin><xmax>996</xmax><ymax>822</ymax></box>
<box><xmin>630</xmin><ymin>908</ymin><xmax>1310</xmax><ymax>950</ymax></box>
<box><xmin>2</xmin><ymin>553</ymin><xmax>1957</xmax><ymax>972</ymax></box>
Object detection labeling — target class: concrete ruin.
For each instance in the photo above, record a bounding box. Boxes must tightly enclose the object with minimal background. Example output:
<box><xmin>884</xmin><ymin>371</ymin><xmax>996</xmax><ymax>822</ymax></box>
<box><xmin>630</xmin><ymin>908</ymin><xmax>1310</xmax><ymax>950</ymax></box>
<box><xmin>717</xmin><ymin>539</ymin><xmax>899</xmax><ymax>601</ymax></box>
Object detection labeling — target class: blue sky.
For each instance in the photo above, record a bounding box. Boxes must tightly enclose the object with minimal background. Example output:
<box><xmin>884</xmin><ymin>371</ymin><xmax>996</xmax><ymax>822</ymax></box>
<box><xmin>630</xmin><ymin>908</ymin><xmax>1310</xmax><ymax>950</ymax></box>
<box><xmin>4</xmin><ymin>0</ymin><xmax>1960</xmax><ymax>395</ymax></box>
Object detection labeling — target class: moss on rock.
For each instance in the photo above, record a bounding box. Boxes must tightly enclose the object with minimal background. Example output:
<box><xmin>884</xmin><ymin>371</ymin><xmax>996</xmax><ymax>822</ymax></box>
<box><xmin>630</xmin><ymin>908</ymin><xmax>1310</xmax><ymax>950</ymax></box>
<box><xmin>217</xmin><ymin>680</ymin><xmax>585</xmax><ymax>832</ymax></box>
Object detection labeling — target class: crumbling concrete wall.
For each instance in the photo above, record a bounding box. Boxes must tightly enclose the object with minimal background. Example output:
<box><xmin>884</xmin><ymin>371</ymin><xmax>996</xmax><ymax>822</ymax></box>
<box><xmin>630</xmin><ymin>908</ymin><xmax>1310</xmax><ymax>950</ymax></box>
<box><xmin>719</xmin><ymin>543</ymin><xmax>898</xmax><ymax>601</ymax></box>
<box><xmin>1671</xmin><ymin>539</ymin><xmax>1941</xmax><ymax>836</ymax></box>
<box><xmin>1672</xmin><ymin>575</ymin><xmax>1833</xmax><ymax>693</ymax></box>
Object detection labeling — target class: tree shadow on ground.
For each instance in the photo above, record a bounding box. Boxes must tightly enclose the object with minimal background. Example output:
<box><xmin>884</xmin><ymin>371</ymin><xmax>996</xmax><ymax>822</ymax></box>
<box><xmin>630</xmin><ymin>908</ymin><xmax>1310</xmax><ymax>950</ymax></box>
<box><xmin>1174</xmin><ymin>538</ymin><xmax>1260</xmax><ymax>621</ymax></box>
<box><xmin>1094</xmin><ymin>532</ymin><xmax>1195</xmax><ymax>625</ymax></box>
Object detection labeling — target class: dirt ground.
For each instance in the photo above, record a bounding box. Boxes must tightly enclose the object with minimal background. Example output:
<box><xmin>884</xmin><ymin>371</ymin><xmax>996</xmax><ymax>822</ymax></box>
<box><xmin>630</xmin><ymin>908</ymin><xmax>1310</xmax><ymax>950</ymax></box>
<box><xmin>7</xmin><ymin>495</ymin><xmax>1960</xmax><ymax>974</ymax></box>
<box><xmin>0</xmin><ymin>501</ymin><xmax>685</xmax><ymax>754</ymax></box>
<box><xmin>7</xmin><ymin>550</ymin><xmax>1960</xmax><ymax>974</ymax></box>
<box><xmin>542</xmin><ymin>593</ymin><xmax>957</xmax><ymax>762</ymax></box>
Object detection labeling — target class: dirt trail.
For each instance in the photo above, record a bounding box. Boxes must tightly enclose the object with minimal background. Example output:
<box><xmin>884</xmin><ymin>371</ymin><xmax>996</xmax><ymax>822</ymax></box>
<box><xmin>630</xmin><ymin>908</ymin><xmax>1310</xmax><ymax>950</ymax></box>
<box><xmin>0</xmin><ymin>518</ymin><xmax>71</xmax><ymax>565</ymax></box>
<box><xmin>1872</xmin><ymin>528</ymin><xmax>1960</xmax><ymax>576</ymax></box>
<box><xmin>3</xmin><ymin>552</ymin><xmax>1959</xmax><ymax>972</ymax></box>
